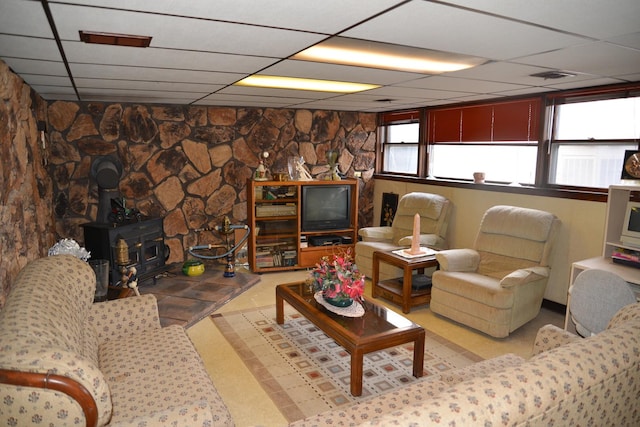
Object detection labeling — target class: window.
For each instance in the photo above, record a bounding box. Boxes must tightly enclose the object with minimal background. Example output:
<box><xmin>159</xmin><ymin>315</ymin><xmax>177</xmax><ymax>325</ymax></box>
<box><xmin>376</xmin><ymin>83</ymin><xmax>640</xmax><ymax>195</ymax></box>
<box><xmin>549</xmin><ymin>95</ymin><xmax>640</xmax><ymax>188</ymax></box>
<box><xmin>429</xmin><ymin>143</ymin><xmax>538</xmax><ymax>184</ymax></box>
<box><xmin>379</xmin><ymin>110</ymin><xmax>421</xmax><ymax>175</ymax></box>
<box><xmin>428</xmin><ymin>99</ymin><xmax>540</xmax><ymax>184</ymax></box>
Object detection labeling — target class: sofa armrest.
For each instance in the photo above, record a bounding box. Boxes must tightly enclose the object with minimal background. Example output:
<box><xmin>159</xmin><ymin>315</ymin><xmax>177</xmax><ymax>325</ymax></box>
<box><xmin>500</xmin><ymin>266</ymin><xmax>549</xmax><ymax>288</ymax></box>
<box><xmin>88</xmin><ymin>294</ymin><xmax>161</xmax><ymax>344</ymax></box>
<box><xmin>358</xmin><ymin>226</ymin><xmax>393</xmax><ymax>242</ymax></box>
<box><xmin>109</xmin><ymin>401</ymin><xmax>216</xmax><ymax>427</ymax></box>
<box><xmin>607</xmin><ymin>302</ymin><xmax>640</xmax><ymax>329</ymax></box>
<box><xmin>435</xmin><ymin>249</ymin><xmax>480</xmax><ymax>272</ymax></box>
<box><xmin>531</xmin><ymin>324</ymin><xmax>581</xmax><ymax>356</ymax></box>
<box><xmin>439</xmin><ymin>353</ymin><xmax>524</xmax><ymax>386</ymax></box>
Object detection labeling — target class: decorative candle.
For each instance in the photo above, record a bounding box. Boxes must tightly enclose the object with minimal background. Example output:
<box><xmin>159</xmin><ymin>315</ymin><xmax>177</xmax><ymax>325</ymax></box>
<box><xmin>405</xmin><ymin>213</ymin><xmax>425</xmax><ymax>255</ymax></box>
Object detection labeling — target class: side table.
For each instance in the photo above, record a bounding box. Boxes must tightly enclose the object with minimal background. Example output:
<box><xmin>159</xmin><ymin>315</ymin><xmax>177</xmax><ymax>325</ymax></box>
<box><xmin>372</xmin><ymin>250</ymin><xmax>438</xmax><ymax>313</ymax></box>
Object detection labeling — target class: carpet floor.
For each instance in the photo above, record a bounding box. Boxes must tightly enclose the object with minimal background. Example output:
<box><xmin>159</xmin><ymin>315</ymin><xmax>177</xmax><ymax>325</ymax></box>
<box><xmin>138</xmin><ymin>263</ymin><xmax>261</xmax><ymax>327</ymax></box>
<box><xmin>212</xmin><ymin>304</ymin><xmax>484</xmax><ymax>423</ymax></box>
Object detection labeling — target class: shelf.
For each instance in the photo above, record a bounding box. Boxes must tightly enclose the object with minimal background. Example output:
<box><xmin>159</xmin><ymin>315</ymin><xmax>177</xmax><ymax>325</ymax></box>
<box><xmin>375</xmin><ymin>277</ymin><xmax>432</xmax><ymax>310</ymax></box>
<box><xmin>256</xmin><ymin>216</ymin><xmax>297</xmax><ymax>221</ymax></box>
<box><xmin>567</xmin><ymin>185</ymin><xmax>640</xmax><ymax>329</ymax></box>
<box><xmin>302</xmin><ymin>229</ymin><xmax>354</xmax><ymax>236</ymax></box>
<box><xmin>255</xmin><ymin>197</ymin><xmax>297</xmax><ymax>203</ymax></box>
<box><xmin>247</xmin><ymin>179</ymin><xmax>358</xmax><ymax>272</ymax></box>
<box><xmin>572</xmin><ymin>256</ymin><xmax>640</xmax><ymax>288</ymax></box>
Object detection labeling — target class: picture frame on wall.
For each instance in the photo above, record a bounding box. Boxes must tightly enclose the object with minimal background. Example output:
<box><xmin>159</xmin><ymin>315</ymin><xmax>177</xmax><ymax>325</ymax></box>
<box><xmin>380</xmin><ymin>192</ymin><xmax>399</xmax><ymax>226</ymax></box>
<box><xmin>621</xmin><ymin>150</ymin><xmax>640</xmax><ymax>180</ymax></box>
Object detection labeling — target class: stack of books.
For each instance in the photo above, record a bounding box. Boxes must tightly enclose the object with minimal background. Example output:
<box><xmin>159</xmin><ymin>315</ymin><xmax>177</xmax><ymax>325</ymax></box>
<box><xmin>611</xmin><ymin>247</ymin><xmax>640</xmax><ymax>268</ymax></box>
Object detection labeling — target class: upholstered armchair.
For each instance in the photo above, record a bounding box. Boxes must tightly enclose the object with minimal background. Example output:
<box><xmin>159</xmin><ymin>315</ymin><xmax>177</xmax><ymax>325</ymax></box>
<box><xmin>430</xmin><ymin>205</ymin><xmax>560</xmax><ymax>338</ymax></box>
<box><xmin>355</xmin><ymin>192</ymin><xmax>451</xmax><ymax>280</ymax></box>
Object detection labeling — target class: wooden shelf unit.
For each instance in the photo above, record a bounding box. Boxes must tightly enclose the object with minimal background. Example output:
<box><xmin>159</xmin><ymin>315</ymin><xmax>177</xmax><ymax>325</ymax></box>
<box><xmin>247</xmin><ymin>179</ymin><xmax>358</xmax><ymax>273</ymax></box>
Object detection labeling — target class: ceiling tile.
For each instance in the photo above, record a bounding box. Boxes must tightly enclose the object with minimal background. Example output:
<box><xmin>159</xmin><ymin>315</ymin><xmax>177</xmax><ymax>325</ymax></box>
<box><xmin>69</xmin><ymin>63</ymin><xmax>246</xmax><ymax>85</ymax></box>
<box><xmin>604</xmin><ymin>32</ymin><xmax>640</xmax><ymax>51</ymax></box>
<box><xmin>516</xmin><ymin>42</ymin><xmax>640</xmax><ymax>77</ymax></box>
<box><xmin>342</xmin><ymin>1</ymin><xmax>587</xmax><ymax>61</ymax></box>
<box><xmin>0</xmin><ymin>35</ymin><xmax>62</xmax><ymax>62</ymax></box>
<box><xmin>0</xmin><ymin>0</ymin><xmax>53</xmax><ymax>38</ymax></box>
<box><xmin>443</xmin><ymin>0</ymin><xmax>640</xmax><ymax>40</ymax></box>
<box><xmin>49</xmin><ymin>3</ymin><xmax>325</xmax><ymax>57</ymax></box>
<box><xmin>19</xmin><ymin>74</ymin><xmax>73</xmax><ymax>87</ymax></box>
<box><xmin>65</xmin><ymin>0</ymin><xmax>406</xmax><ymax>34</ymax></box>
<box><xmin>61</xmin><ymin>41</ymin><xmax>279</xmax><ymax>73</ymax></box>
<box><xmin>398</xmin><ymin>75</ymin><xmax>531</xmax><ymax>94</ymax></box>
<box><xmin>1</xmin><ymin>57</ymin><xmax>68</xmax><ymax>76</ymax></box>
<box><xmin>542</xmin><ymin>77</ymin><xmax>628</xmax><ymax>91</ymax></box>
<box><xmin>74</xmin><ymin>78</ymin><xmax>222</xmax><ymax>93</ymax></box>
<box><xmin>447</xmin><ymin>62</ymin><xmax>597</xmax><ymax>86</ymax></box>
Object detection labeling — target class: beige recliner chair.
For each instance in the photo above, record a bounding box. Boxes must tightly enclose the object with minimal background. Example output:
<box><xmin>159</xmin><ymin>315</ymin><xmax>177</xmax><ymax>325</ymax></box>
<box><xmin>355</xmin><ymin>192</ymin><xmax>451</xmax><ymax>280</ymax></box>
<box><xmin>430</xmin><ymin>205</ymin><xmax>560</xmax><ymax>338</ymax></box>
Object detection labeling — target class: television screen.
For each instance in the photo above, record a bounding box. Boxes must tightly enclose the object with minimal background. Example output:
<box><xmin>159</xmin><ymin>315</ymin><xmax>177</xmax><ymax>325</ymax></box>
<box><xmin>628</xmin><ymin>205</ymin><xmax>640</xmax><ymax>232</ymax></box>
<box><xmin>302</xmin><ymin>185</ymin><xmax>351</xmax><ymax>231</ymax></box>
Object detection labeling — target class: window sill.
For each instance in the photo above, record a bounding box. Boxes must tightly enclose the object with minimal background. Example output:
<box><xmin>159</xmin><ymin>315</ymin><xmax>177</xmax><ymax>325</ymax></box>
<box><xmin>373</xmin><ymin>173</ymin><xmax>608</xmax><ymax>202</ymax></box>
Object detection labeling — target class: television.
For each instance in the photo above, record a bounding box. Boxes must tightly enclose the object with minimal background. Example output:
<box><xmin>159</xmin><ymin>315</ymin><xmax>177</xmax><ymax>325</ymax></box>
<box><xmin>620</xmin><ymin>201</ymin><xmax>640</xmax><ymax>247</ymax></box>
<box><xmin>301</xmin><ymin>184</ymin><xmax>352</xmax><ymax>231</ymax></box>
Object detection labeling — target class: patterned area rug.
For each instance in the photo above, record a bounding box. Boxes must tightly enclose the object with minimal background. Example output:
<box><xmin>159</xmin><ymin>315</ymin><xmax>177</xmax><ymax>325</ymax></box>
<box><xmin>212</xmin><ymin>304</ymin><xmax>483</xmax><ymax>422</ymax></box>
<box><xmin>139</xmin><ymin>264</ymin><xmax>260</xmax><ymax>328</ymax></box>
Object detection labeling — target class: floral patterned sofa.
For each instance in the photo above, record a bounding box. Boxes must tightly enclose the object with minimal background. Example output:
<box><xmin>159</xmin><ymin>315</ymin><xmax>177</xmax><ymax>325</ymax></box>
<box><xmin>291</xmin><ymin>302</ymin><xmax>640</xmax><ymax>426</ymax></box>
<box><xmin>0</xmin><ymin>255</ymin><xmax>233</xmax><ymax>426</ymax></box>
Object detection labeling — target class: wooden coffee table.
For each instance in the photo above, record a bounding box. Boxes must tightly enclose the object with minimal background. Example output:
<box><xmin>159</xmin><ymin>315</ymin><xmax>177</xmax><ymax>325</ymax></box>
<box><xmin>275</xmin><ymin>282</ymin><xmax>425</xmax><ymax>396</ymax></box>
<box><xmin>372</xmin><ymin>249</ymin><xmax>438</xmax><ymax>313</ymax></box>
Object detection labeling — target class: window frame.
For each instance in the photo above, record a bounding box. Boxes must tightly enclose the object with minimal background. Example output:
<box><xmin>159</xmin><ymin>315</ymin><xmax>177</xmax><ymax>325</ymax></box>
<box><xmin>544</xmin><ymin>89</ymin><xmax>640</xmax><ymax>191</ymax></box>
<box><xmin>374</xmin><ymin>82</ymin><xmax>640</xmax><ymax>202</ymax></box>
<box><xmin>426</xmin><ymin>98</ymin><xmax>541</xmax><ymax>183</ymax></box>
<box><xmin>378</xmin><ymin>109</ymin><xmax>426</xmax><ymax>176</ymax></box>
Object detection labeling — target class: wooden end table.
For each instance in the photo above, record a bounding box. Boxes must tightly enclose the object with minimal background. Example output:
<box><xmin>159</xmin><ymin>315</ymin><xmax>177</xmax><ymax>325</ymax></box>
<box><xmin>372</xmin><ymin>250</ymin><xmax>438</xmax><ymax>313</ymax></box>
<box><xmin>276</xmin><ymin>282</ymin><xmax>425</xmax><ymax>396</ymax></box>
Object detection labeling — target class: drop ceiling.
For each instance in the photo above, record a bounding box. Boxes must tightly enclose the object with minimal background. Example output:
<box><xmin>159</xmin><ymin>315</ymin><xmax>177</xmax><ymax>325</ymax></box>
<box><xmin>1</xmin><ymin>0</ymin><xmax>639</xmax><ymax>112</ymax></box>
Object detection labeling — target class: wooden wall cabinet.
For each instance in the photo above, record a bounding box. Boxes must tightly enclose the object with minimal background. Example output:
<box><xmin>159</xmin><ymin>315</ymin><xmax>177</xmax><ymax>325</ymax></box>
<box><xmin>247</xmin><ymin>179</ymin><xmax>358</xmax><ymax>273</ymax></box>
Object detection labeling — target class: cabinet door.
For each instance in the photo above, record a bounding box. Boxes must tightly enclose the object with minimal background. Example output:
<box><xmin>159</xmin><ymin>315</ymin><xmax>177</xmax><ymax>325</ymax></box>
<box><xmin>255</xmin><ymin>218</ymin><xmax>298</xmax><ymax>268</ymax></box>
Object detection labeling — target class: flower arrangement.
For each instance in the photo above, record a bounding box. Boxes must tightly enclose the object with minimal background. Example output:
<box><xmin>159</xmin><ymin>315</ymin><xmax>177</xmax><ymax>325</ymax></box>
<box><xmin>309</xmin><ymin>250</ymin><xmax>365</xmax><ymax>306</ymax></box>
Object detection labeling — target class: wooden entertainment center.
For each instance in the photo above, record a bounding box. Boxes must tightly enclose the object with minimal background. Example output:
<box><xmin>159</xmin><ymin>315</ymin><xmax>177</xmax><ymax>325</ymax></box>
<box><xmin>247</xmin><ymin>179</ymin><xmax>358</xmax><ymax>273</ymax></box>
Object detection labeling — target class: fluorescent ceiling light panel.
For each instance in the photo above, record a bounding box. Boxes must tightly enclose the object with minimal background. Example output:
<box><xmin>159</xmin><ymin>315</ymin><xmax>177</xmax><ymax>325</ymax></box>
<box><xmin>235</xmin><ymin>75</ymin><xmax>379</xmax><ymax>93</ymax></box>
<box><xmin>293</xmin><ymin>37</ymin><xmax>486</xmax><ymax>73</ymax></box>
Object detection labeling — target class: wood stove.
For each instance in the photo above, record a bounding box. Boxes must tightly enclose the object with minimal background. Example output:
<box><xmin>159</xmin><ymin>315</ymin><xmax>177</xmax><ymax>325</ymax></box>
<box><xmin>82</xmin><ymin>217</ymin><xmax>168</xmax><ymax>287</ymax></box>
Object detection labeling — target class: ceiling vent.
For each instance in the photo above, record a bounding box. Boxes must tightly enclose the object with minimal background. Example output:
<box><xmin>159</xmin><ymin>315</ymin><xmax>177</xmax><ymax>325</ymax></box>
<box><xmin>530</xmin><ymin>70</ymin><xmax>576</xmax><ymax>80</ymax></box>
<box><xmin>79</xmin><ymin>31</ymin><xmax>152</xmax><ymax>47</ymax></box>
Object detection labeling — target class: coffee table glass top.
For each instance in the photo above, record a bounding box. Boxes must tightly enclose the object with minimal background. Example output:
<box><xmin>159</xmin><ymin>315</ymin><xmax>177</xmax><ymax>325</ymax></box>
<box><xmin>281</xmin><ymin>282</ymin><xmax>418</xmax><ymax>337</ymax></box>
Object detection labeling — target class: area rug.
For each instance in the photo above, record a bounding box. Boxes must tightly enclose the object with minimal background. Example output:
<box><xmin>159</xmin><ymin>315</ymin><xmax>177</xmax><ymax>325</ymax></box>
<box><xmin>212</xmin><ymin>304</ymin><xmax>483</xmax><ymax>422</ymax></box>
<box><xmin>138</xmin><ymin>264</ymin><xmax>260</xmax><ymax>328</ymax></box>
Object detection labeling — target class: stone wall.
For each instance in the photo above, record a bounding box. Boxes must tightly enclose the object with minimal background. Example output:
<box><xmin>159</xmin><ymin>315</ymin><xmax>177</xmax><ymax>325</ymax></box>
<box><xmin>48</xmin><ymin>102</ymin><xmax>377</xmax><ymax>265</ymax></box>
<box><xmin>0</xmin><ymin>60</ymin><xmax>55</xmax><ymax>307</ymax></box>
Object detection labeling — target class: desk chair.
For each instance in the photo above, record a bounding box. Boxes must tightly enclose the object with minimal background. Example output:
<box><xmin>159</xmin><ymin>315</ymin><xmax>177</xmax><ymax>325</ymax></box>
<box><xmin>568</xmin><ymin>269</ymin><xmax>636</xmax><ymax>337</ymax></box>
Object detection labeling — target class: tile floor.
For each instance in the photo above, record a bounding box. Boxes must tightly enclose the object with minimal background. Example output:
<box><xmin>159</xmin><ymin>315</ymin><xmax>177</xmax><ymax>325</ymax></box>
<box><xmin>187</xmin><ymin>267</ymin><xmax>565</xmax><ymax>427</ymax></box>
